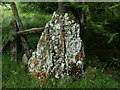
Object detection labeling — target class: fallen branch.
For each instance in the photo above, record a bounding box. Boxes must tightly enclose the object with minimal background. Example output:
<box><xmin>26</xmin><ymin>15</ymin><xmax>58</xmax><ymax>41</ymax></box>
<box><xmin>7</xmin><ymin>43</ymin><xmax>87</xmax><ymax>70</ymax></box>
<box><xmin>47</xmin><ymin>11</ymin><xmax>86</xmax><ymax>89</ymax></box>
<box><xmin>1</xmin><ymin>28</ymin><xmax>45</xmax><ymax>52</ymax></box>
<box><xmin>15</xmin><ymin>28</ymin><xmax>45</xmax><ymax>35</ymax></box>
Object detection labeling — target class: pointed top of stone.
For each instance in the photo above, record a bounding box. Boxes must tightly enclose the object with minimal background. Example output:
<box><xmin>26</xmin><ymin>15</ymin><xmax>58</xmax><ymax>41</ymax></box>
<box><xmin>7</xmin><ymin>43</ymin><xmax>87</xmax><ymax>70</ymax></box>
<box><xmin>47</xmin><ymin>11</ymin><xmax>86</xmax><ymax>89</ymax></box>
<box><xmin>64</xmin><ymin>13</ymin><xmax>68</xmax><ymax>18</ymax></box>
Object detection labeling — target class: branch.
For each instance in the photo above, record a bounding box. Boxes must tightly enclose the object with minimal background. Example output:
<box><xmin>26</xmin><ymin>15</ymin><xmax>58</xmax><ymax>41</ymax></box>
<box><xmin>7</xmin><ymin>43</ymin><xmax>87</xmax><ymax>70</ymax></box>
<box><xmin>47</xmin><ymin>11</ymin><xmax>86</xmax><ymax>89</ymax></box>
<box><xmin>15</xmin><ymin>28</ymin><xmax>45</xmax><ymax>35</ymax></box>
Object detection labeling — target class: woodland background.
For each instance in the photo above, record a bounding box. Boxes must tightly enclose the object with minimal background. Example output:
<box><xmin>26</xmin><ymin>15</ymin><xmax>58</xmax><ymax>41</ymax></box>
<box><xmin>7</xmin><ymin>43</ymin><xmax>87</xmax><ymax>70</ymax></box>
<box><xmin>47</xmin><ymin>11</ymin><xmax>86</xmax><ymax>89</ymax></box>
<box><xmin>1</xmin><ymin>2</ymin><xmax>120</xmax><ymax>88</ymax></box>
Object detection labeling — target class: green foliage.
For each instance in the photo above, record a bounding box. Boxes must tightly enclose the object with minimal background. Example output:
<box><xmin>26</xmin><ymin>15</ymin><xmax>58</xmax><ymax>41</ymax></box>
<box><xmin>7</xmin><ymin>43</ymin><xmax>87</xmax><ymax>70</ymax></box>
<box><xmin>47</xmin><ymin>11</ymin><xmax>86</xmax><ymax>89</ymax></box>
<box><xmin>108</xmin><ymin>3</ymin><xmax>120</xmax><ymax>9</ymax></box>
<box><xmin>2</xmin><ymin>9</ymin><xmax>13</xmax><ymax>43</ymax></box>
<box><xmin>107</xmin><ymin>58</ymin><xmax>120</xmax><ymax>68</ymax></box>
<box><xmin>108</xmin><ymin>33</ymin><xmax>119</xmax><ymax>44</ymax></box>
<box><xmin>26</xmin><ymin>34</ymin><xmax>40</xmax><ymax>50</ymax></box>
<box><xmin>17</xmin><ymin>2</ymin><xmax>57</xmax><ymax>14</ymax></box>
<box><xmin>19</xmin><ymin>12</ymin><xmax>52</xmax><ymax>49</ymax></box>
<box><xmin>2</xmin><ymin>52</ymin><xmax>39</xmax><ymax>88</ymax></box>
<box><xmin>20</xmin><ymin>12</ymin><xmax>52</xmax><ymax>29</ymax></box>
<box><xmin>75</xmin><ymin>2</ymin><xmax>120</xmax><ymax>65</ymax></box>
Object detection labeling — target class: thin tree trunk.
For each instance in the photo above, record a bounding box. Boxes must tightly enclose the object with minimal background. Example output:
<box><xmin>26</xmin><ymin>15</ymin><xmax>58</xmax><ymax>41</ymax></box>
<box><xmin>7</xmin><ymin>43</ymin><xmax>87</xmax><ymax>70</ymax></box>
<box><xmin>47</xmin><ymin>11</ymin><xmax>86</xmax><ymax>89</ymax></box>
<box><xmin>57</xmin><ymin>2</ymin><xmax>66</xmax><ymax>13</ymax></box>
<box><xmin>10</xmin><ymin>2</ymin><xmax>31</xmax><ymax>59</ymax></box>
<box><xmin>76</xmin><ymin>2</ymin><xmax>85</xmax><ymax>42</ymax></box>
<box><xmin>10</xmin><ymin>20</ymin><xmax>17</xmax><ymax>61</ymax></box>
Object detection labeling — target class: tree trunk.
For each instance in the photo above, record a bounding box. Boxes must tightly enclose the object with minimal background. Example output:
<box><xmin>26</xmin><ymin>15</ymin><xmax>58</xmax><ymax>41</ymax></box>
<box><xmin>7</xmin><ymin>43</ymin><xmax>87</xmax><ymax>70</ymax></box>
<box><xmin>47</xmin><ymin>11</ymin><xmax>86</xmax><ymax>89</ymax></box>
<box><xmin>68</xmin><ymin>2</ymin><xmax>85</xmax><ymax>42</ymax></box>
<box><xmin>79</xmin><ymin>1</ymin><xmax>85</xmax><ymax>42</ymax></box>
<box><xmin>57</xmin><ymin>2</ymin><xmax>66</xmax><ymax>13</ymax></box>
<box><xmin>10</xmin><ymin>2</ymin><xmax>31</xmax><ymax>60</ymax></box>
<box><xmin>9</xmin><ymin>20</ymin><xmax>17</xmax><ymax>61</ymax></box>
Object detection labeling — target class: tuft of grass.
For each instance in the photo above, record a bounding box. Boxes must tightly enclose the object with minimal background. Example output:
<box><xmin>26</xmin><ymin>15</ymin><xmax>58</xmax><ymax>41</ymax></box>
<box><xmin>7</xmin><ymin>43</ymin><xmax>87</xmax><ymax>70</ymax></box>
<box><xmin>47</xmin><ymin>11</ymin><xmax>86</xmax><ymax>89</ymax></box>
<box><xmin>38</xmin><ymin>67</ymin><xmax>119</xmax><ymax>88</ymax></box>
<box><xmin>2</xmin><ymin>52</ymin><xmax>40</xmax><ymax>88</ymax></box>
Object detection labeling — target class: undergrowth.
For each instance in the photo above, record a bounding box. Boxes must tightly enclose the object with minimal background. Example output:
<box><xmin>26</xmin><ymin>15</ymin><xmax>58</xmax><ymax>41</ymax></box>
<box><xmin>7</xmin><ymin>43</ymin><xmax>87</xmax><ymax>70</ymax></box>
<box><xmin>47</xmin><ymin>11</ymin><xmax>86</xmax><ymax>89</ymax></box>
<box><xmin>2</xmin><ymin>52</ymin><xmax>119</xmax><ymax>88</ymax></box>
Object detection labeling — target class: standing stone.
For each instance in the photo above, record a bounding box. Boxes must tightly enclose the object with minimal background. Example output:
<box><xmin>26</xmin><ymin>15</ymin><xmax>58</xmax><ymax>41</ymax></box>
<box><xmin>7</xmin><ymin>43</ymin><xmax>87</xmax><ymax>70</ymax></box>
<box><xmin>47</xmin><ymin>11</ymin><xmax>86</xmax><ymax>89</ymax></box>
<box><xmin>28</xmin><ymin>12</ymin><xmax>85</xmax><ymax>80</ymax></box>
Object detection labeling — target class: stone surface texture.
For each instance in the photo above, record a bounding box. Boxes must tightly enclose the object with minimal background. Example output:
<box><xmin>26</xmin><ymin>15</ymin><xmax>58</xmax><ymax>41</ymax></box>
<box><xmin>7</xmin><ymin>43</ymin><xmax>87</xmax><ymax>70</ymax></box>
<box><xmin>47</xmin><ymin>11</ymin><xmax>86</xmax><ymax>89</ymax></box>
<box><xmin>28</xmin><ymin>12</ymin><xmax>85</xmax><ymax>80</ymax></box>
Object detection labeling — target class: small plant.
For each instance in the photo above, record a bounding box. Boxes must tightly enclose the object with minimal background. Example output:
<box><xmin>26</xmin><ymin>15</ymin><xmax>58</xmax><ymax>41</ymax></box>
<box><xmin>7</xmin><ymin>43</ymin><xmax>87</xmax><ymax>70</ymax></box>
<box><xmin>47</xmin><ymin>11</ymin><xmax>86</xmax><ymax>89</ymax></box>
<box><xmin>108</xmin><ymin>58</ymin><xmax>120</xmax><ymax>68</ymax></box>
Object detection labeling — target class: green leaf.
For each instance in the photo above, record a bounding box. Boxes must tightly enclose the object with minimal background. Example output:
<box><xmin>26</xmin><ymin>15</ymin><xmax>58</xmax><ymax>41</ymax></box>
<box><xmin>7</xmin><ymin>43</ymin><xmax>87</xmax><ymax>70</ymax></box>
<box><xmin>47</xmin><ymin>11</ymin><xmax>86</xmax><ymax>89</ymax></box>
<box><xmin>108</xmin><ymin>33</ymin><xmax>119</xmax><ymax>44</ymax></box>
<box><xmin>109</xmin><ymin>3</ymin><xmax>120</xmax><ymax>9</ymax></box>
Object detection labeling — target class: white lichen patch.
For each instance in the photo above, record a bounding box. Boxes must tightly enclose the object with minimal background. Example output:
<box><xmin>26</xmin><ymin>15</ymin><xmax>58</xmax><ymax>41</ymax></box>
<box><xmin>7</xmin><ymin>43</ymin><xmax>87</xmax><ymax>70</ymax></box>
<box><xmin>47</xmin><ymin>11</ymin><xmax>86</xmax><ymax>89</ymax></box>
<box><xmin>28</xmin><ymin>12</ymin><xmax>85</xmax><ymax>80</ymax></box>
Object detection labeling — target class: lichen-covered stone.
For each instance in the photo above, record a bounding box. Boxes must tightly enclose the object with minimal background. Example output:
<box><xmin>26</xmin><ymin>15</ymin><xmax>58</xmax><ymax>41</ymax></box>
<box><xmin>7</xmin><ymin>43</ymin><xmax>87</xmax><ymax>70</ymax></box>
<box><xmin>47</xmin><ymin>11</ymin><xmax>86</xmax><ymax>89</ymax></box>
<box><xmin>28</xmin><ymin>12</ymin><xmax>85</xmax><ymax>80</ymax></box>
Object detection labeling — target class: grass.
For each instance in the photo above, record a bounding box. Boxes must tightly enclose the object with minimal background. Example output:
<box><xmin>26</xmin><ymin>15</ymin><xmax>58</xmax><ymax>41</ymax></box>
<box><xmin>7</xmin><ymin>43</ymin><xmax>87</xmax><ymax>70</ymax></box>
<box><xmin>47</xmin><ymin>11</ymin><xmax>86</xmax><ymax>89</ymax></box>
<box><xmin>2</xmin><ymin>52</ymin><xmax>39</xmax><ymax>88</ymax></box>
<box><xmin>2</xmin><ymin>10</ymin><xmax>13</xmax><ymax>44</ymax></box>
<box><xmin>2</xmin><ymin>52</ymin><xmax>119</xmax><ymax>88</ymax></box>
